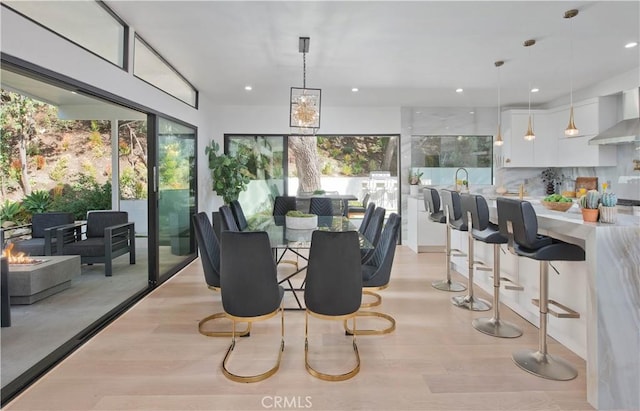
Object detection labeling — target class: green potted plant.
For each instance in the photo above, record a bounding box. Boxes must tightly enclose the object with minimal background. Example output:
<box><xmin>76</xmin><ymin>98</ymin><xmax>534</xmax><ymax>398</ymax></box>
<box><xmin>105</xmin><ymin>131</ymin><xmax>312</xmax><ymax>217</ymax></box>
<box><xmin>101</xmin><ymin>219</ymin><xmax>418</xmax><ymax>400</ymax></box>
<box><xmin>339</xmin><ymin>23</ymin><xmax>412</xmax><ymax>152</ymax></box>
<box><xmin>599</xmin><ymin>191</ymin><xmax>617</xmax><ymax>224</ymax></box>
<box><xmin>205</xmin><ymin>141</ymin><xmax>250</xmax><ymax>204</ymax></box>
<box><xmin>578</xmin><ymin>189</ymin><xmax>600</xmax><ymax>222</ymax></box>
<box><xmin>409</xmin><ymin>170</ymin><xmax>423</xmax><ymax>196</ymax></box>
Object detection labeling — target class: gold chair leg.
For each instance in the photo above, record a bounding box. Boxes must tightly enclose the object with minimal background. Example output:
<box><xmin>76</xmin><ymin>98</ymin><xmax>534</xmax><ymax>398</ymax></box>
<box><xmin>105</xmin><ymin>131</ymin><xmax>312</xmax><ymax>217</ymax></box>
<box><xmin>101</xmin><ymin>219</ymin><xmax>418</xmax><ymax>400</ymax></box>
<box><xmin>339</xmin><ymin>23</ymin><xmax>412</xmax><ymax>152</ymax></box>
<box><xmin>305</xmin><ymin>312</ymin><xmax>360</xmax><ymax>381</ymax></box>
<box><xmin>344</xmin><ymin>310</ymin><xmax>396</xmax><ymax>335</ymax></box>
<box><xmin>221</xmin><ymin>308</ymin><xmax>284</xmax><ymax>383</ymax></box>
<box><xmin>198</xmin><ymin>312</ymin><xmax>251</xmax><ymax>337</ymax></box>
<box><xmin>360</xmin><ymin>290</ymin><xmax>382</xmax><ymax>308</ymax></box>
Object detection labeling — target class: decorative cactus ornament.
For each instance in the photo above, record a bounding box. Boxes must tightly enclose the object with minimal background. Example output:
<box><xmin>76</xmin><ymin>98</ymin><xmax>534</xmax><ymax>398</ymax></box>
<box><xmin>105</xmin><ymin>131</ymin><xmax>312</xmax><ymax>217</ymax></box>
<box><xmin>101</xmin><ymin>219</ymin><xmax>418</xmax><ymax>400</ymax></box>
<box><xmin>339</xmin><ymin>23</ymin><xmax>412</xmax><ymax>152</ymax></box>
<box><xmin>601</xmin><ymin>192</ymin><xmax>617</xmax><ymax>207</ymax></box>
<box><xmin>579</xmin><ymin>189</ymin><xmax>600</xmax><ymax>209</ymax></box>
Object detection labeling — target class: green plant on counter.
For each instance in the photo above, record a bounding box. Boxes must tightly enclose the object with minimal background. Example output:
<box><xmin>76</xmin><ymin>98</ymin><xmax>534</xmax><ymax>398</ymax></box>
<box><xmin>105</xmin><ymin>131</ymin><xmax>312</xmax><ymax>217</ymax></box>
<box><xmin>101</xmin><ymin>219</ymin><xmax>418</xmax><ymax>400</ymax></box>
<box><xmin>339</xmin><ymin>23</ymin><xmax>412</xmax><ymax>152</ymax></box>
<box><xmin>543</xmin><ymin>194</ymin><xmax>572</xmax><ymax>203</ymax></box>
<box><xmin>409</xmin><ymin>170</ymin><xmax>423</xmax><ymax>185</ymax></box>
<box><xmin>601</xmin><ymin>192</ymin><xmax>617</xmax><ymax>207</ymax></box>
<box><xmin>578</xmin><ymin>189</ymin><xmax>600</xmax><ymax>209</ymax></box>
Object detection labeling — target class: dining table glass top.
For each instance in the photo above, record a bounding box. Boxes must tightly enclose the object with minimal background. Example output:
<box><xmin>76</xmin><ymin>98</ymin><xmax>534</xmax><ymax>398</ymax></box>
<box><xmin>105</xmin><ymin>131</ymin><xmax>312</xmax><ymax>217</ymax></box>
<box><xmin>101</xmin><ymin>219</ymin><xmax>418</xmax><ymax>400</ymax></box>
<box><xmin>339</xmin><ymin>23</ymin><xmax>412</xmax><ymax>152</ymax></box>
<box><xmin>246</xmin><ymin>215</ymin><xmax>371</xmax><ymax>250</ymax></box>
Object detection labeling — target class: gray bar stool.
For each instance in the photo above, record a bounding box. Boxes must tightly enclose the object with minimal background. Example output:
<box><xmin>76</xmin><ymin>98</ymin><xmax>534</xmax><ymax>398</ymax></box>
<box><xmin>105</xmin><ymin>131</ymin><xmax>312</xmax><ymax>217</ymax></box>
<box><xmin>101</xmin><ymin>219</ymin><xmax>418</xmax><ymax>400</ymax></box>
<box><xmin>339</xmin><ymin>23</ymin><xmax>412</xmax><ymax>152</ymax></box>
<box><xmin>497</xmin><ymin>197</ymin><xmax>584</xmax><ymax>381</ymax></box>
<box><xmin>431</xmin><ymin>189</ymin><xmax>467</xmax><ymax>292</ymax></box>
<box><xmin>452</xmin><ymin>194</ymin><xmax>493</xmax><ymax>311</ymax></box>
<box><xmin>462</xmin><ymin>194</ymin><xmax>522</xmax><ymax>334</ymax></box>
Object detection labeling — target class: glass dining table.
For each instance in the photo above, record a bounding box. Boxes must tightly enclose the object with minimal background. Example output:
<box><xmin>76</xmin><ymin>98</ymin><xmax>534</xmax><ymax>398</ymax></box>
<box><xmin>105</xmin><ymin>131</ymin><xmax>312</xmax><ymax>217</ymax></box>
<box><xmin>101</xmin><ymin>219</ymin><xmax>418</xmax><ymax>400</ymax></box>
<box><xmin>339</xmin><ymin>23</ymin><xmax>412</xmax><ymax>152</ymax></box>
<box><xmin>245</xmin><ymin>215</ymin><xmax>372</xmax><ymax>310</ymax></box>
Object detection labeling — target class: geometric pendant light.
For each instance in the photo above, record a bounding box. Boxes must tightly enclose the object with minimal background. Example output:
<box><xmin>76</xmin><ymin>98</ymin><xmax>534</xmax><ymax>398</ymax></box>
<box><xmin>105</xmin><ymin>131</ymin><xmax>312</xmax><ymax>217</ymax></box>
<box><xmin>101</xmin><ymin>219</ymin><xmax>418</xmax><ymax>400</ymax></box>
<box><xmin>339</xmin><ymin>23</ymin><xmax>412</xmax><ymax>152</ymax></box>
<box><xmin>564</xmin><ymin>9</ymin><xmax>580</xmax><ymax>137</ymax></box>
<box><xmin>494</xmin><ymin>60</ymin><xmax>505</xmax><ymax>146</ymax></box>
<box><xmin>290</xmin><ymin>37</ymin><xmax>321</xmax><ymax>134</ymax></box>
<box><xmin>523</xmin><ymin>39</ymin><xmax>536</xmax><ymax>141</ymax></box>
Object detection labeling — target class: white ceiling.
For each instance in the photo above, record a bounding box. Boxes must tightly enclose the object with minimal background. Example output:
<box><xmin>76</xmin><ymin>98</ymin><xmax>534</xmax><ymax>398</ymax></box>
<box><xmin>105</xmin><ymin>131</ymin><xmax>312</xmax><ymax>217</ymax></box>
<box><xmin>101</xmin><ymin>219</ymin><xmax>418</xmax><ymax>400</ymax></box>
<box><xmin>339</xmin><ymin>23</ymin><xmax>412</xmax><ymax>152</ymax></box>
<box><xmin>104</xmin><ymin>0</ymin><xmax>640</xmax><ymax>109</ymax></box>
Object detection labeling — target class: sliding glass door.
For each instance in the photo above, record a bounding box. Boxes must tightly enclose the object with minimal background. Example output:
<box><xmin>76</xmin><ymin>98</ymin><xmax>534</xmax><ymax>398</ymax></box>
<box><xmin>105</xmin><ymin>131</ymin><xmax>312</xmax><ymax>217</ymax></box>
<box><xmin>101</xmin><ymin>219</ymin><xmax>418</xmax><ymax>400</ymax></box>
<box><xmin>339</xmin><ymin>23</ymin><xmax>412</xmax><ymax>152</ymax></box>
<box><xmin>155</xmin><ymin>118</ymin><xmax>197</xmax><ymax>278</ymax></box>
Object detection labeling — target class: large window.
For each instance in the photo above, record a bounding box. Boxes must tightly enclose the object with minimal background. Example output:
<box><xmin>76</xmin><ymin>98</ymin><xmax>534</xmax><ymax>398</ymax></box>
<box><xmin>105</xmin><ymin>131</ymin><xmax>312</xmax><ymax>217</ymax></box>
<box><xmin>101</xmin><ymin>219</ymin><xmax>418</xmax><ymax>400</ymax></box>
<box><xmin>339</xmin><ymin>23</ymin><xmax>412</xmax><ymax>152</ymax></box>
<box><xmin>3</xmin><ymin>1</ymin><xmax>127</xmax><ymax>68</ymax></box>
<box><xmin>410</xmin><ymin>135</ymin><xmax>493</xmax><ymax>185</ymax></box>
<box><xmin>134</xmin><ymin>36</ymin><xmax>198</xmax><ymax>107</ymax></box>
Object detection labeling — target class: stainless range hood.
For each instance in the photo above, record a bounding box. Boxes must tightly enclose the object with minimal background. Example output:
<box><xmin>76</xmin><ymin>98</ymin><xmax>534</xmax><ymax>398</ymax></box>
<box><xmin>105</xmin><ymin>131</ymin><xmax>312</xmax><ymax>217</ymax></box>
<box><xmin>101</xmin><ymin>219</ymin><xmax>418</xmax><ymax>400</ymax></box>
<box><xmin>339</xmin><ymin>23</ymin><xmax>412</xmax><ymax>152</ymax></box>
<box><xmin>589</xmin><ymin>88</ymin><xmax>640</xmax><ymax>145</ymax></box>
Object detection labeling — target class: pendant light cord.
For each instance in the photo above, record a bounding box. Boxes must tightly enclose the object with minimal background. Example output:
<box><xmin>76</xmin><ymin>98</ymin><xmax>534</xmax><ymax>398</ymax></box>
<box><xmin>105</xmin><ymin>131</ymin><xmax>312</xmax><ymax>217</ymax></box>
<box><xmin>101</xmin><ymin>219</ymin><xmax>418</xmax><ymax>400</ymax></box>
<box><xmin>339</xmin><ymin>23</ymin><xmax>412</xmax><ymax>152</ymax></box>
<box><xmin>569</xmin><ymin>17</ymin><xmax>574</xmax><ymax>107</ymax></box>
<box><xmin>302</xmin><ymin>51</ymin><xmax>307</xmax><ymax>89</ymax></box>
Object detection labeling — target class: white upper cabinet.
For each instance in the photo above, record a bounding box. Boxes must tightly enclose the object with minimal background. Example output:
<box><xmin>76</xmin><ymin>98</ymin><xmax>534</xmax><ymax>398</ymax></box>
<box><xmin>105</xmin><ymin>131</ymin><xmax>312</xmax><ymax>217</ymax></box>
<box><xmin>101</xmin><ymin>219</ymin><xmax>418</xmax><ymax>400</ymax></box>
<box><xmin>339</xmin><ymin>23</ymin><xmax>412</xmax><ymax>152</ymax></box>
<box><xmin>500</xmin><ymin>96</ymin><xmax>617</xmax><ymax>167</ymax></box>
<box><xmin>501</xmin><ymin>109</ymin><xmax>556</xmax><ymax>167</ymax></box>
<box><xmin>550</xmin><ymin>96</ymin><xmax>617</xmax><ymax>167</ymax></box>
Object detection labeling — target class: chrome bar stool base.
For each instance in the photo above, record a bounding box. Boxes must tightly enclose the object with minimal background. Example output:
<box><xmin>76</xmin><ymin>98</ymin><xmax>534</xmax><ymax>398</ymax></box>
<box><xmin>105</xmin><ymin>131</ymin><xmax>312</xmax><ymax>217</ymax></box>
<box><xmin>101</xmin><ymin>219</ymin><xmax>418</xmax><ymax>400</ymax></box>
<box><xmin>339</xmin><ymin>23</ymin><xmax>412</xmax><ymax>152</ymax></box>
<box><xmin>432</xmin><ymin>279</ymin><xmax>466</xmax><ymax>292</ymax></box>
<box><xmin>472</xmin><ymin>317</ymin><xmax>522</xmax><ymax>338</ymax></box>
<box><xmin>512</xmin><ymin>349</ymin><xmax>577</xmax><ymax>381</ymax></box>
<box><xmin>451</xmin><ymin>295</ymin><xmax>491</xmax><ymax>311</ymax></box>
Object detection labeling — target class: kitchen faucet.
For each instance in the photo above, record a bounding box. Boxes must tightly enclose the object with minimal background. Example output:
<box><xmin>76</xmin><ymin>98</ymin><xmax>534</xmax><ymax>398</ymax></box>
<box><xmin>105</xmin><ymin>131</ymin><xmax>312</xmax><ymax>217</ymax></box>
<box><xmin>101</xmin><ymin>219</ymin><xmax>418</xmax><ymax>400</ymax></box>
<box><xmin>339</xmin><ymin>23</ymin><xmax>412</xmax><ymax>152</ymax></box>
<box><xmin>455</xmin><ymin>167</ymin><xmax>469</xmax><ymax>192</ymax></box>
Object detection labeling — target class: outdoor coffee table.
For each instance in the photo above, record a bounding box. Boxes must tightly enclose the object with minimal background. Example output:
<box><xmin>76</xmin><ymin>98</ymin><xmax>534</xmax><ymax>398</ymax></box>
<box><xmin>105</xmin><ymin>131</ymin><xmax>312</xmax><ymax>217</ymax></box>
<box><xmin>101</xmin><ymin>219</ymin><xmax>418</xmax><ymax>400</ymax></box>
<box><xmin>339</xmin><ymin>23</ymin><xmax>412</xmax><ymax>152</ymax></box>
<box><xmin>7</xmin><ymin>255</ymin><xmax>81</xmax><ymax>304</ymax></box>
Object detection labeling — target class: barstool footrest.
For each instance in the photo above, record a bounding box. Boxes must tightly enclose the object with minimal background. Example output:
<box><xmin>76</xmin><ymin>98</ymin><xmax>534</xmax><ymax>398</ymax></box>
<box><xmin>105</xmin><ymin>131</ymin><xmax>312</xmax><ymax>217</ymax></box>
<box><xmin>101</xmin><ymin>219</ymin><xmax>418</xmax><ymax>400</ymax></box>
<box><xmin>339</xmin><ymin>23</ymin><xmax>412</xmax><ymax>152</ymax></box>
<box><xmin>473</xmin><ymin>260</ymin><xmax>493</xmax><ymax>272</ymax></box>
<box><xmin>451</xmin><ymin>248</ymin><xmax>467</xmax><ymax>257</ymax></box>
<box><xmin>490</xmin><ymin>275</ymin><xmax>524</xmax><ymax>291</ymax></box>
<box><xmin>531</xmin><ymin>299</ymin><xmax>580</xmax><ymax>318</ymax></box>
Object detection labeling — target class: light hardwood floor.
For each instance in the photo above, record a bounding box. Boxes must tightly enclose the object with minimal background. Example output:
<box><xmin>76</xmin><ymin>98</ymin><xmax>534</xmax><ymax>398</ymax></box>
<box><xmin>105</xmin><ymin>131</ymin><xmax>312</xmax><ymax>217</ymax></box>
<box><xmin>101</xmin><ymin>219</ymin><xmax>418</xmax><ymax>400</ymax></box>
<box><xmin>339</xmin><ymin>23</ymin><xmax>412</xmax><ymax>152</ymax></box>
<box><xmin>5</xmin><ymin>246</ymin><xmax>593</xmax><ymax>411</ymax></box>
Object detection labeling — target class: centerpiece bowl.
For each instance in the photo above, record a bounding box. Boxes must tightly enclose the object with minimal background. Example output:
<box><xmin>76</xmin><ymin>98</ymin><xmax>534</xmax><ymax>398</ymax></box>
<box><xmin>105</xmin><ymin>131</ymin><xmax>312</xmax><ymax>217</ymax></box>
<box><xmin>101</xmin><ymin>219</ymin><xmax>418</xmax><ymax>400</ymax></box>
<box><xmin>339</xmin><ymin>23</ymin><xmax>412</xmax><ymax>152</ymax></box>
<box><xmin>541</xmin><ymin>200</ymin><xmax>573</xmax><ymax>212</ymax></box>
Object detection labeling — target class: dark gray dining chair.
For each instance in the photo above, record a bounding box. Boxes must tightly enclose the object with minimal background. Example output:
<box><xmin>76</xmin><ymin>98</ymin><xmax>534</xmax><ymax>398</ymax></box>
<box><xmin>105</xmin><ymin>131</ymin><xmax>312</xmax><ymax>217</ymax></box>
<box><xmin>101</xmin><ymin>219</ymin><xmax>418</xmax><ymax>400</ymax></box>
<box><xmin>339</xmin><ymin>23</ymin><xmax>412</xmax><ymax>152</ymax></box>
<box><xmin>308</xmin><ymin>197</ymin><xmax>333</xmax><ymax>216</ymax></box>
<box><xmin>220</xmin><ymin>230</ymin><xmax>284</xmax><ymax>383</ymax></box>
<box><xmin>304</xmin><ymin>230</ymin><xmax>362</xmax><ymax>381</ymax></box>
<box><xmin>360</xmin><ymin>207</ymin><xmax>385</xmax><ymax>263</ymax></box>
<box><xmin>192</xmin><ymin>212</ymin><xmax>249</xmax><ymax>337</ymax></box>
<box><xmin>345</xmin><ymin>213</ymin><xmax>401</xmax><ymax>336</ymax></box>
<box><xmin>357</xmin><ymin>202</ymin><xmax>376</xmax><ymax>235</ymax></box>
<box><xmin>272</xmin><ymin>196</ymin><xmax>297</xmax><ymax>217</ymax></box>
<box><xmin>219</xmin><ymin>205</ymin><xmax>240</xmax><ymax>231</ymax></box>
<box><xmin>229</xmin><ymin>200</ymin><xmax>248</xmax><ymax>230</ymax></box>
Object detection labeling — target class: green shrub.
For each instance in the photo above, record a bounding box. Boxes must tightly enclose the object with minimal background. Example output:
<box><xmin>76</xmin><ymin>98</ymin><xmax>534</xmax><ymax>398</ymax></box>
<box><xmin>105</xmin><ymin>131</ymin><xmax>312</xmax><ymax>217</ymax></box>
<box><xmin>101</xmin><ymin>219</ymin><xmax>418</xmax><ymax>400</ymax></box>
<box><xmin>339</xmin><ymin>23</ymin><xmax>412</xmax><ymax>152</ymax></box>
<box><xmin>22</xmin><ymin>190</ymin><xmax>51</xmax><ymax>215</ymax></box>
<box><xmin>49</xmin><ymin>175</ymin><xmax>112</xmax><ymax>219</ymax></box>
<box><xmin>49</xmin><ymin>156</ymin><xmax>69</xmax><ymax>183</ymax></box>
<box><xmin>0</xmin><ymin>200</ymin><xmax>24</xmax><ymax>224</ymax></box>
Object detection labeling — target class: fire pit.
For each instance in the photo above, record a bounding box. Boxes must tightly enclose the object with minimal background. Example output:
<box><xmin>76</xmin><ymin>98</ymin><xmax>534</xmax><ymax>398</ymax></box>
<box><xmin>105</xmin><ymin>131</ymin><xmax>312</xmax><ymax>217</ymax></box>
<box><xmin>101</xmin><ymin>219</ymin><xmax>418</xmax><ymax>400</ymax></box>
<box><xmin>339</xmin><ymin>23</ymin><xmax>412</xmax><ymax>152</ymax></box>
<box><xmin>3</xmin><ymin>243</ymin><xmax>48</xmax><ymax>266</ymax></box>
<box><xmin>3</xmin><ymin>244</ymin><xmax>81</xmax><ymax>304</ymax></box>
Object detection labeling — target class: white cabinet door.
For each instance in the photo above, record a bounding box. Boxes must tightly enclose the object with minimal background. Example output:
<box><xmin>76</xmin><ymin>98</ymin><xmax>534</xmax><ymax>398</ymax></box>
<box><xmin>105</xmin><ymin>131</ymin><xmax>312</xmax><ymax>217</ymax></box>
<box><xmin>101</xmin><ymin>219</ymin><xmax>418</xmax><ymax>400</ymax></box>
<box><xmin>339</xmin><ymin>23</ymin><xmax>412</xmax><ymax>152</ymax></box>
<box><xmin>503</xmin><ymin>110</ymin><xmax>549</xmax><ymax>167</ymax></box>
<box><xmin>406</xmin><ymin>196</ymin><xmax>445</xmax><ymax>253</ymax></box>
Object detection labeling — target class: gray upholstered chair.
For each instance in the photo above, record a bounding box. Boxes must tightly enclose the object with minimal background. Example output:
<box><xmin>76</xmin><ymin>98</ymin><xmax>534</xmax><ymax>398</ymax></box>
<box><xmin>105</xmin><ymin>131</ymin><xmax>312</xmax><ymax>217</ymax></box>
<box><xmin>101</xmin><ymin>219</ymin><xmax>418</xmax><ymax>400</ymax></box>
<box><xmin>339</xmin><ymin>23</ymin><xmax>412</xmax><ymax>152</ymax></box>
<box><xmin>3</xmin><ymin>212</ymin><xmax>75</xmax><ymax>256</ymax></box>
<box><xmin>57</xmin><ymin>211</ymin><xmax>135</xmax><ymax>277</ymax></box>
<box><xmin>229</xmin><ymin>200</ymin><xmax>248</xmax><ymax>231</ymax></box>
<box><xmin>497</xmin><ymin>197</ymin><xmax>584</xmax><ymax>381</ymax></box>
<box><xmin>192</xmin><ymin>212</ymin><xmax>249</xmax><ymax>337</ymax></box>
<box><xmin>304</xmin><ymin>230</ymin><xmax>362</xmax><ymax>381</ymax></box>
<box><xmin>360</xmin><ymin>206</ymin><xmax>385</xmax><ymax>263</ymax></box>
<box><xmin>219</xmin><ymin>205</ymin><xmax>240</xmax><ymax>232</ymax></box>
<box><xmin>308</xmin><ymin>197</ymin><xmax>333</xmax><ymax>216</ymax></box>
<box><xmin>220</xmin><ymin>230</ymin><xmax>284</xmax><ymax>383</ymax></box>
<box><xmin>345</xmin><ymin>213</ymin><xmax>401</xmax><ymax>336</ymax></box>
<box><xmin>357</xmin><ymin>202</ymin><xmax>376</xmax><ymax>235</ymax></box>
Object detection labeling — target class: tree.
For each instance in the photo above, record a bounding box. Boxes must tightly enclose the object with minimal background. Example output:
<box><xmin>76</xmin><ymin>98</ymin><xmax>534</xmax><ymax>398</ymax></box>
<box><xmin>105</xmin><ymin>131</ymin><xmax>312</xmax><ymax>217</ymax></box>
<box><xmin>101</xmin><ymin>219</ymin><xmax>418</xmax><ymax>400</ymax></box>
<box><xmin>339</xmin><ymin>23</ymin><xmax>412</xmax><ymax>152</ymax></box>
<box><xmin>1</xmin><ymin>91</ymin><xmax>40</xmax><ymax>196</ymax></box>
<box><xmin>289</xmin><ymin>136</ymin><xmax>321</xmax><ymax>193</ymax></box>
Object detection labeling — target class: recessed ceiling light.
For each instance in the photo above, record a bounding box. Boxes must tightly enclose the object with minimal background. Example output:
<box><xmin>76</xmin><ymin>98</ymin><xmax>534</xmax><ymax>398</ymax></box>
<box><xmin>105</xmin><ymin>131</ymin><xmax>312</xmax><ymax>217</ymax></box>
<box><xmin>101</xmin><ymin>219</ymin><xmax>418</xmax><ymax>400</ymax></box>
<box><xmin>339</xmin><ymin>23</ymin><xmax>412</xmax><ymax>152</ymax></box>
<box><xmin>469</xmin><ymin>111</ymin><xmax>474</xmax><ymax>114</ymax></box>
<box><xmin>351</xmin><ymin>87</ymin><xmax>359</xmax><ymax>92</ymax></box>
<box><xmin>625</xmin><ymin>41</ymin><xmax>638</xmax><ymax>48</ymax></box>
<box><xmin>456</xmin><ymin>88</ymin><xmax>463</xmax><ymax>93</ymax></box>
<box><xmin>531</xmin><ymin>88</ymin><xmax>540</xmax><ymax>93</ymax></box>
<box><xmin>244</xmin><ymin>85</ymin><xmax>252</xmax><ymax>91</ymax></box>
<box><xmin>70</xmin><ymin>91</ymin><xmax>77</xmax><ymax>94</ymax></box>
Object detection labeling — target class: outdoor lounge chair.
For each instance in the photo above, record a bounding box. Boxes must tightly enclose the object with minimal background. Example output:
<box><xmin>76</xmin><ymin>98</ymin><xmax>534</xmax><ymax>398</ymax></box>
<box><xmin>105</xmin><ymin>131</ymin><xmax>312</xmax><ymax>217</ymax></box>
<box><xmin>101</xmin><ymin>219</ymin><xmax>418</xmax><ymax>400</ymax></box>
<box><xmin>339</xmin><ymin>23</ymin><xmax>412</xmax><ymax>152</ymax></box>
<box><xmin>56</xmin><ymin>210</ymin><xmax>135</xmax><ymax>277</ymax></box>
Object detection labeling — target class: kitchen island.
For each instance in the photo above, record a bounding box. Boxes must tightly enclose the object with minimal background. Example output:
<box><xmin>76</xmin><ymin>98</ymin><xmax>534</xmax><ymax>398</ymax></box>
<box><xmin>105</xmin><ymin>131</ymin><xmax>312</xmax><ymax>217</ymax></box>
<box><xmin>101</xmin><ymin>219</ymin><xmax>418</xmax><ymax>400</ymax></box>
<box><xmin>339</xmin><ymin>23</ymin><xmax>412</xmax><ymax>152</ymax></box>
<box><xmin>446</xmin><ymin>199</ymin><xmax>639</xmax><ymax>410</ymax></box>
